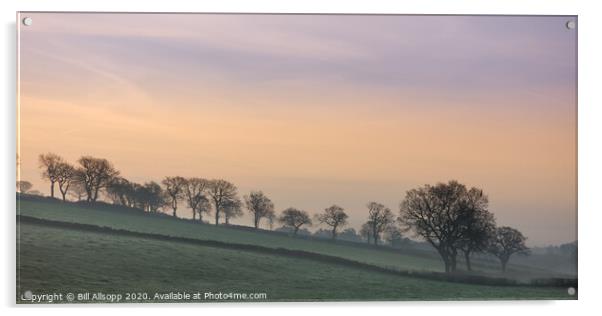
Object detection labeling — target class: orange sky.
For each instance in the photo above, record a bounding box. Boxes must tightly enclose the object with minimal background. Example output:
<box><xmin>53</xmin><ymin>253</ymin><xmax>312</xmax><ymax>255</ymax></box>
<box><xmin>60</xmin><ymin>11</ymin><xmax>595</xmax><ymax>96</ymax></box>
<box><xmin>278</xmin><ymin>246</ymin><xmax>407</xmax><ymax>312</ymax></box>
<box><xmin>17</xmin><ymin>13</ymin><xmax>577</xmax><ymax>246</ymax></box>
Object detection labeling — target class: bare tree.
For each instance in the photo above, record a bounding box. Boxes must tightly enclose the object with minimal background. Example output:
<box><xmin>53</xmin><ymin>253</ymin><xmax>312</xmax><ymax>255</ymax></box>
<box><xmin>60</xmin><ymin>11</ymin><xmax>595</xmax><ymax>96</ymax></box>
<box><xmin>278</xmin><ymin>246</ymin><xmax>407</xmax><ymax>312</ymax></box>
<box><xmin>223</xmin><ymin>197</ymin><xmax>243</xmax><ymax>225</ymax></box>
<box><xmin>316</xmin><ymin>205</ymin><xmax>348</xmax><ymax>240</ymax></box>
<box><xmin>384</xmin><ymin>224</ymin><xmax>403</xmax><ymax>246</ymax></box>
<box><xmin>279</xmin><ymin>208</ymin><xmax>312</xmax><ymax>235</ymax></box>
<box><xmin>366</xmin><ymin>202</ymin><xmax>394</xmax><ymax>245</ymax></box>
<box><xmin>56</xmin><ymin>162</ymin><xmax>76</xmax><ymax>201</ymax></box>
<box><xmin>137</xmin><ymin>181</ymin><xmax>165</xmax><ymax>213</ymax></box>
<box><xmin>360</xmin><ymin>222</ymin><xmax>373</xmax><ymax>244</ymax></box>
<box><xmin>75</xmin><ymin>156</ymin><xmax>120</xmax><ymax>202</ymax></box>
<box><xmin>68</xmin><ymin>181</ymin><xmax>87</xmax><ymax>201</ymax></box>
<box><xmin>399</xmin><ymin>180</ymin><xmax>488</xmax><ymax>273</ymax></box>
<box><xmin>456</xmin><ymin>188</ymin><xmax>496</xmax><ymax>271</ymax></box>
<box><xmin>267</xmin><ymin>211</ymin><xmax>276</xmax><ymax>230</ymax></box>
<box><xmin>244</xmin><ymin>191</ymin><xmax>275</xmax><ymax>229</ymax></box>
<box><xmin>488</xmin><ymin>226</ymin><xmax>529</xmax><ymax>272</ymax></box>
<box><xmin>162</xmin><ymin>176</ymin><xmax>187</xmax><ymax>217</ymax></box>
<box><xmin>207</xmin><ymin>179</ymin><xmax>238</xmax><ymax>226</ymax></box>
<box><xmin>39</xmin><ymin>153</ymin><xmax>64</xmax><ymax>198</ymax></box>
<box><xmin>107</xmin><ymin>177</ymin><xmax>135</xmax><ymax>206</ymax></box>
<box><xmin>17</xmin><ymin>180</ymin><xmax>32</xmax><ymax>193</ymax></box>
<box><xmin>183</xmin><ymin>178</ymin><xmax>210</xmax><ymax>221</ymax></box>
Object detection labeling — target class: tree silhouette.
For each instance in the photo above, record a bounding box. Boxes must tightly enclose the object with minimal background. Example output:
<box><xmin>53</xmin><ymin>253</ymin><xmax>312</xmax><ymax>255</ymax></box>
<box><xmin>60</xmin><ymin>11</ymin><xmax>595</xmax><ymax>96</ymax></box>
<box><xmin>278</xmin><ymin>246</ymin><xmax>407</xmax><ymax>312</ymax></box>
<box><xmin>279</xmin><ymin>208</ymin><xmax>312</xmax><ymax>235</ymax></box>
<box><xmin>223</xmin><ymin>197</ymin><xmax>243</xmax><ymax>224</ymax></box>
<box><xmin>75</xmin><ymin>156</ymin><xmax>119</xmax><ymax>202</ymax></box>
<box><xmin>366</xmin><ymin>202</ymin><xmax>394</xmax><ymax>245</ymax></box>
<box><xmin>244</xmin><ymin>191</ymin><xmax>275</xmax><ymax>229</ymax></box>
<box><xmin>316</xmin><ymin>205</ymin><xmax>348</xmax><ymax>240</ymax></box>
<box><xmin>207</xmin><ymin>179</ymin><xmax>239</xmax><ymax>226</ymax></box>
<box><xmin>383</xmin><ymin>224</ymin><xmax>404</xmax><ymax>247</ymax></box>
<box><xmin>138</xmin><ymin>181</ymin><xmax>165</xmax><ymax>213</ymax></box>
<box><xmin>107</xmin><ymin>177</ymin><xmax>135</xmax><ymax>207</ymax></box>
<box><xmin>162</xmin><ymin>176</ymin><xmax>187</xmax><ymax>217</ymax></box>
<box><xmin>56</xmin><ymin>162</ymin><xmax>76</xmax><ymax>201</ymax></box>
<box><xmin>183</xmin><ymin>178</ymin><xmax>210</xmax><ymax>221</ymax></box>
<box><xmin>17</xmin><ymin>180</ymin><xmax>33</xmax><ymax>193</ymax></box>
<box><xmin>456</xmin><ymin>188</ymin><xmax>496</xmax><ymax>271</ymax></box>
<box><xmin>488</xmin><ymin>226</ymin><xmax>529</xmax><ymax>272</ymax></box>
<box><xmin>38</xmin><ymin>153</ymin><xmax>63</xmax><ymax>198</ymax></box>
<box><xmin>68</xmin><ymin>181</ymin><xmax>86</xmax><ymax>201</ymax></box>
<box><xmin>360</xmin><ymin>222</ymin><xmax>374</xmax><ymax>244</ymax></box>
<box><xmin>399</xmin><ymin>180</ymin><xmax>483</xmax><ymax>272</ymax></box>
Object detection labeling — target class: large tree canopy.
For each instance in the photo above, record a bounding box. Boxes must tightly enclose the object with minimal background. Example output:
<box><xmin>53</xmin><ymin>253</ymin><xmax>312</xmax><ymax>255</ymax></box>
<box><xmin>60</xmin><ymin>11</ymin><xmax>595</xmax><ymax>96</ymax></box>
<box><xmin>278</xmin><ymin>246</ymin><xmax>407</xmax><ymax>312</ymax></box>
<box><xmin>488</xmin><ymin>226</ymin><xmax>529</xmax><ymax>272</ymax></box>
<box><xmin>399</xmin><ymin>180</ymin><xmax>496</xmax><ymax>272</ymax></box>
<box><xmin>316</xmin><ymin>205</ymin><xmax>349</xmax><ymax>240</ymax></box>
<box><xmin>279</xmin><ymin>208</ymin><xmax>312</xmax><ymax>235</ymax></box>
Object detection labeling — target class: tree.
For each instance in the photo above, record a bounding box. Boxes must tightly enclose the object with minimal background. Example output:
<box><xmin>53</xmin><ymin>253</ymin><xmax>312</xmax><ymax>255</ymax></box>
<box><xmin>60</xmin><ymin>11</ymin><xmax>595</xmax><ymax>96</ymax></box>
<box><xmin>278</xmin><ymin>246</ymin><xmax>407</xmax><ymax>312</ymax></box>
<box><xmin>55</xmin><ymin>162</ymin><xmax>76</xmax><ymax>201</ymax></box>
<box><xmin>384</xmin><ymin>224</ymin><xmax>404</xmax><ymax>247</ymax></box>
<box><xmin>456</xmin><ymin>188</ymin><xmax>496</xmax><ymax>271</ymax></box>
<box><xmin>137</xmin><ymin>181</ymin><xmax>165</xmax><ymax>213</ymax></box>
<box><xmin>75</xmin><ymin>156</ymin><xmax>120</xmax><ymax>202</ymax></box>
<box><xmin>162</xmin><ymin>176</ymin><xmax>187</xmax><ymax>217</ymax></box>
<box><xmin>107</xmin><ymin>177</ymin><xmax>135</xmax><ymax>207</ymax></box>
<box><xmin>366</xmin><ymin>202</ymin><xmax>394</xmax><ymax>245</ymax></box>
<box><xmin>244</xmin><ymin>191</ymin><xmax>275</xmax><ymax>229</ymax></box>
<box><xmin>267</xmin><ymin>211</ymin><xmax>276</xmax><ymax>230</ymax></box>
<box><xmin>399</xmin><ymin>180</ymin><xmax>489</xmax><ymax>272</ymax></box>
<box><xmin>68</xmin><ymin>181</ymin><xmax>87</xmax><ymax>201</ymax></box>
<box><xmin>316</xmin><ymin>205</ymin><xmax>348</xmax><ymax>240</ymax></box>
<box><xmin>223</xmin><ymin>197</ymin><xmax>243</xmax><ymax>224</ymax></box>
<box><xmin>359</xmin><ymin>222</ymin><xmax>374</xmax><ymax>244</ymax></box>
<box><xmin>17</xmin><ymin>180</ymin><xmax>33</xmax><ymax>193</ymax></box>
<box><xmin>207</xmin><ymin>179</ymin><xmax>238</xmax><ymax>226</ymax></box>
<box><xmin>39</xmin><ymin>153</ymin><xmax>63</xmax><ymax>198</ymax></box>
<box><xmin>183</xmin><ymin>178</ymin><xmax>210</xmax><ymax>221</ymax></box>
<box><xmin>338</xmin><ymin>228</ymin><xmax>362</xmax><ymax>242</ymax></box>
<box><xmin>488</xmin><ymin>226</ymin><xmax>529</xmax><ymax>272</ymax></box>
<box><xmin>278</xmin><ymin>208</ymin><xmax>312</xmax><ymax>235</ymax></box>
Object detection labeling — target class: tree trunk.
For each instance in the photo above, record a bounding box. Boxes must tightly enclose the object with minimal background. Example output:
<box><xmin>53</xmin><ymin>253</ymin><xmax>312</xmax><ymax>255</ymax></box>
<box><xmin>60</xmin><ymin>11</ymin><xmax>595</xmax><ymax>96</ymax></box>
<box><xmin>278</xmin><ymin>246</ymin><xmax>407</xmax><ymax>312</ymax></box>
<box><xmin>293</xmin><ymin>226</ymin><xmax>299</xmax><ymax>236</ymax></box>
<box><xmin>464</xmin><ymin>250</ymin><xmax>472</xmax><ymax>271</ymax></box>
<box><xmin>331</xmin><ymin>226</ymin><xmax>337</xmax><ymax>240</ymax></box>
<box><xmin>50</xmin><ymin>182</ymin><xmax>55</xmax><ymax>198</ymax></box>
<box><xmin>192</xmin><ymin>209</ymin><xmax>196</xmax><ymax>221</ymax></box>
<box><xmin>501</xmin><ymin>259</ymin><xmax>508</xmax><ymax>272</ymax></box>
<box><xmin>254</xmin><ymin>216</ymin><xmax>260</xmax><ymax>229</ymax></box>
<box><xmin>61</xmin><ymin>191</ymin><xmax>67</xmax><ymax>201</ymax></box>
<box><xmin>442</xmin><ymin>255</ymin><xmax>450</xmax><ymax>273</ymax></box>
<box><xmin>172</xmin><ymin>208</ymin><xmax>177</xmax><ymax>217</ymax></box>
<box><xmin>215</xmin><ymin>208</ymin><xmax>220</xmax><ymax>226</ymax></box>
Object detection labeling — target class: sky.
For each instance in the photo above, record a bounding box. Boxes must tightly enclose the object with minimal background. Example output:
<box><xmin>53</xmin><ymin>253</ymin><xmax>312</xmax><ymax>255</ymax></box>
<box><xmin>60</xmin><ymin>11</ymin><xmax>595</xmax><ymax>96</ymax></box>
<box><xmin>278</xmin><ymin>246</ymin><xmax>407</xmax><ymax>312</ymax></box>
<box><xmin>17</xmin><ymin>13</ymin><xmax>577</xmax><ymax>246</ymax></box>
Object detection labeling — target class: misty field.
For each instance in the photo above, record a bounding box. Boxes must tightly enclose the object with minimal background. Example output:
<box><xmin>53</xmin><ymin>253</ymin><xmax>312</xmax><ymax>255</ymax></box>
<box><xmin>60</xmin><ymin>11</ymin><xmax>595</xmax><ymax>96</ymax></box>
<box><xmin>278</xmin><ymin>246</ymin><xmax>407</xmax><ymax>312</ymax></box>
<box><xmin>17</xmin><ymin>221</ymin><xmax>571</xmax><ymax>302</ymax></box>
<box><xmin>18</xmin><ymin>198</ymin><xmax>555</xmax><ymax>278</ymax></box>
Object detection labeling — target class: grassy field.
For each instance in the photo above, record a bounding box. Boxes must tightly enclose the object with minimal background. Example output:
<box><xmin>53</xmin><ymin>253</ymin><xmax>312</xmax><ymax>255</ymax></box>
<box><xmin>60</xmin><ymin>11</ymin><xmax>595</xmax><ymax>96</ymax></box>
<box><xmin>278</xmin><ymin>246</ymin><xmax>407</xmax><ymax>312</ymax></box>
<box><xmin>17</xmin><ymin>197</ymin><xmax>558</xmax><ymax>278</ymax></box>
<box><xmin>17</xmin><ymin>222</ymin><xmax>572</xmax><ymax>302</ymax></box>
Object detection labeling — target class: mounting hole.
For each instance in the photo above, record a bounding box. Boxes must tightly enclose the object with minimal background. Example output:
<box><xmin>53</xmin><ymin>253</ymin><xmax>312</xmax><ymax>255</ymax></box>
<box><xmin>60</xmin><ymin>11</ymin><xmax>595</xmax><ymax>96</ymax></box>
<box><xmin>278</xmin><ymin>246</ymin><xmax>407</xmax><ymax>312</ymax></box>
<box><xmin>22</xmin><ymin>17</ymin><xmax>33</xmax><ymax>26</ymax></box>
<box><xmin>567</xmin><ymin>287</ymin><xmax>576</xmax><ymax>296</ymax></box>
<box><xmin>566</xmin><ymin>20</ymin><xmax>576</xmax><ymax>30</ymax></box>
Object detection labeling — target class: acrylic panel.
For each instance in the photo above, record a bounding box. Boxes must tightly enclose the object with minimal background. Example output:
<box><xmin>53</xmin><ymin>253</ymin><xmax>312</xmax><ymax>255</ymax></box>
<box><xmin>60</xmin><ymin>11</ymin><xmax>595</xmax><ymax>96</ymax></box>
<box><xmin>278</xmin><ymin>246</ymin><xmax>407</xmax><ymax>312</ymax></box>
<box><xmin>16</xmin><ymin>12</ymin><xmax>577</xmax><ymax>303</ymax></box>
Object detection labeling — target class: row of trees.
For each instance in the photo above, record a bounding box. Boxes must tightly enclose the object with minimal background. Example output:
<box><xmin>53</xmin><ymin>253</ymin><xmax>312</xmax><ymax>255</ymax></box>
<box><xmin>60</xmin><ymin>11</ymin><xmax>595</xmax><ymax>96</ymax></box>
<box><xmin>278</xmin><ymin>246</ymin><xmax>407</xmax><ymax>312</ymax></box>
<box><xmin>34</xmin><ymin>153</ymin><xmax>528</xmax><ymax>273</ymax></box>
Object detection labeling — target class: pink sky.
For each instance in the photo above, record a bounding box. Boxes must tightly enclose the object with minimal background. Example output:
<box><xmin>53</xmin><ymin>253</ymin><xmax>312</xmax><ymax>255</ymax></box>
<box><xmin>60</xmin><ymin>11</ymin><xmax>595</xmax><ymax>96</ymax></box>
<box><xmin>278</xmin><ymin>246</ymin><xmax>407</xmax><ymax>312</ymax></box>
<box><xmin>17</xmin><ymin>13</ymin><xmax>577</xmax><ymax>246</ymax></box>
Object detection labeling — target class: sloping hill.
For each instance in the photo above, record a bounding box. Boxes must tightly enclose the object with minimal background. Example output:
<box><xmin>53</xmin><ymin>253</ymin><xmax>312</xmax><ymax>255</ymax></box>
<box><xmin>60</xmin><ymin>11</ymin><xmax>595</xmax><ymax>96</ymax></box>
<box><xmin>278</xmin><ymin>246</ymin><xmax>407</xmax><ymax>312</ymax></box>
<box><xmin>17</xmin><ymin>221</ymin><xmax>572</xmax><ymax>302</ymax></box>
<box><xmin>17</xmin><ymin>196</ymin><xmax>565</xmax><ymax>279</ymax></box>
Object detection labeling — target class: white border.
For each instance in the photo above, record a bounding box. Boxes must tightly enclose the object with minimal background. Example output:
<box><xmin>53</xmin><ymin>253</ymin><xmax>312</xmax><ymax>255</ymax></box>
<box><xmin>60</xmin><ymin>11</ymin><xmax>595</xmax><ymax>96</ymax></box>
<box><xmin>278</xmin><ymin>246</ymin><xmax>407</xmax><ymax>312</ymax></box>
<box><xmin>2</xmin><ymin>0</ymin><xmax>600</xmax><ymax>315</ymax></box>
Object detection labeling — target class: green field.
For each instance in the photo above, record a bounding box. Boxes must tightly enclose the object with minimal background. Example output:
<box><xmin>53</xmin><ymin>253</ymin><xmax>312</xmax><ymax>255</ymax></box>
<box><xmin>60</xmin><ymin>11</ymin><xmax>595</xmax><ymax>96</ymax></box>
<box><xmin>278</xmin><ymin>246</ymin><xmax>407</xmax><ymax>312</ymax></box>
<box><xmin>17</xmin><ymin>198</ymin><xmax>556</xmax><ymax>277</ymax></box>
<box><xmin>16</xmin><ymin>196</ymin><xmax>576</xmax><ymax>302</ymax></box>
<box><xmin>17</xmin><ymin>222</ymin><xmax>571</xmax><ymax>302</ymax></box>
